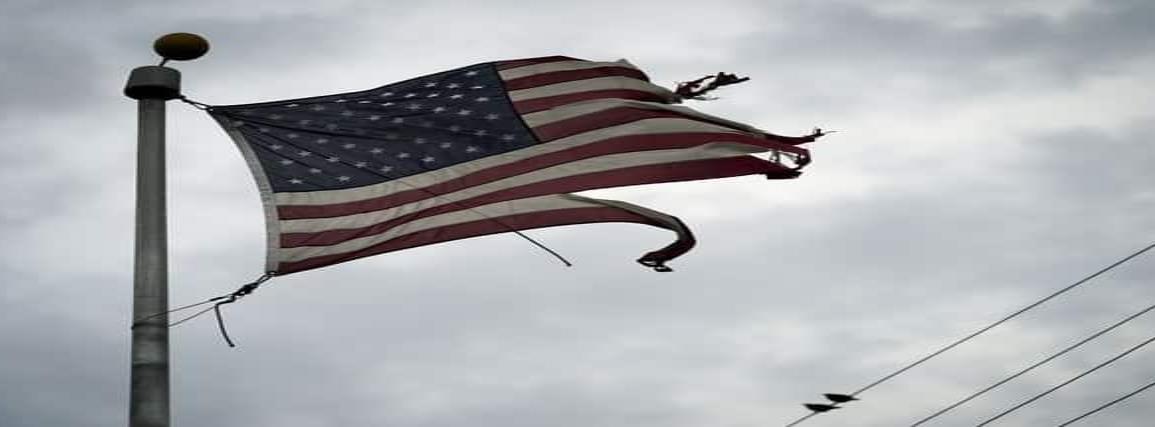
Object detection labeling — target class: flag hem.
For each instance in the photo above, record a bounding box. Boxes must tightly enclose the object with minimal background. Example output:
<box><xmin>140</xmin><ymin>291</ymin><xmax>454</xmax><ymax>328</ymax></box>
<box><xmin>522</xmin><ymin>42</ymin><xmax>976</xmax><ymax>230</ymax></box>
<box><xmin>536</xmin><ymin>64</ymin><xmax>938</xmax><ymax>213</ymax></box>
<box><xmin>211</xmin><ymin>113</ymin><xmax>283</xmax><ymax>273</ymax></box>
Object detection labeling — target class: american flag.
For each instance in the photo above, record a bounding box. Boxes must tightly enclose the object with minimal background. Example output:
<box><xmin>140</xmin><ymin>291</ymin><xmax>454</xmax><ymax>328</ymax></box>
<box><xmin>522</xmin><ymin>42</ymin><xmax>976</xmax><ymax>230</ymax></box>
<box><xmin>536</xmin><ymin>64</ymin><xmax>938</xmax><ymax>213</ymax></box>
<box><xmin>208</xmin><ymin>55</ymin><xmax>816</xmax><ymax>275</ymax></box>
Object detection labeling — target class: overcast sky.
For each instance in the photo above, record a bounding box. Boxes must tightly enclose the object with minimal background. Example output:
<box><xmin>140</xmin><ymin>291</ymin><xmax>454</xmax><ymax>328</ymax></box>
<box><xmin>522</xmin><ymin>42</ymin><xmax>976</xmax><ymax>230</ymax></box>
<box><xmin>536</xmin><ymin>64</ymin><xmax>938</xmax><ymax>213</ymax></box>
<box><xmin>2</xmin><ymin>1</ymin><xmax>1154</xmax><ymax>426</ymax></box>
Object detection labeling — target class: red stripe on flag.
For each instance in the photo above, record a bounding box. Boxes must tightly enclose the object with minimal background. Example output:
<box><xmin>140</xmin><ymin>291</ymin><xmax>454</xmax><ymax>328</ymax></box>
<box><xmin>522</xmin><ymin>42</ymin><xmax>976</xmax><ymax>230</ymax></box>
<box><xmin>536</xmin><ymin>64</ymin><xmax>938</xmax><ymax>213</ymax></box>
<box><xmin>496</xmin><ymin>56</ymin><xmax>583</xmax><ymax>71</ymax></box>
<box><xmin>279</xmin><ymin>207</ymin><xmax>672</xmax><ymax>274</ymax></box>
<box><xmin>278</xmin><ymin>133</ymin><xmax>805</xmax><ymax>220</ymax></box>
<box><xmin>513</xmin><ymin>90</ymin><xmax>671</xmax><ymax>114</ymax></box>
<box><xmin>281</xmin><ymin>156</ymin><xmax>789</xmax><ymax>248</ymax></box>
<box><xmin>502</xmin><ymin>67</ymin><xmax>650</xmax><ymax>91</ymax></box>
<box><xmin>532</xmin><ymin>107</ymin><xmax>808</xmax><ymax>157</ymax></box>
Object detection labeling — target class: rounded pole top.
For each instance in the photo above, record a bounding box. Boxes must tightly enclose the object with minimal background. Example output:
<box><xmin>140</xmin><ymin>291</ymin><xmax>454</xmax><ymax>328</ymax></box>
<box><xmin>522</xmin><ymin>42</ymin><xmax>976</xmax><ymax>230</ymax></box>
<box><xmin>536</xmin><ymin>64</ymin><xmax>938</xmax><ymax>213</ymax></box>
<box><xmin>154</xmin><ymin>33</ymin><xmax>209</xmax><ymax>61</ymax></box>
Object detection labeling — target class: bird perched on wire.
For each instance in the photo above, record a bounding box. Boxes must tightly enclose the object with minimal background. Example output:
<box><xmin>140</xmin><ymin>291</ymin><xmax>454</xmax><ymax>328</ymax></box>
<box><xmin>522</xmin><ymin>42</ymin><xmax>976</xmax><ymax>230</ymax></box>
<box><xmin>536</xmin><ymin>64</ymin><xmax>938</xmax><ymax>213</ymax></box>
<box><xmin>824</xmin><ymin>393</ymin><xmax>859</xmax><ymax>403</ymax></box>
<box><xmin>804</xmin><ymin>403</ymin><xmax>840</xmax><ymax>413</ymax></box>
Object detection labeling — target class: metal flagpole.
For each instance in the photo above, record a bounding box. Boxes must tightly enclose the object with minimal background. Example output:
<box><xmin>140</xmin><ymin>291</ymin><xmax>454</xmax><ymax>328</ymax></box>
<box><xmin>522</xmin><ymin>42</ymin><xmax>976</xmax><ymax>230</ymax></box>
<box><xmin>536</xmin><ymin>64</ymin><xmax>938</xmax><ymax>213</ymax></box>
<box><xmin>123</xmin><ymin>33</ymin><xmax>209</xmax><ymax>427</ymax></box>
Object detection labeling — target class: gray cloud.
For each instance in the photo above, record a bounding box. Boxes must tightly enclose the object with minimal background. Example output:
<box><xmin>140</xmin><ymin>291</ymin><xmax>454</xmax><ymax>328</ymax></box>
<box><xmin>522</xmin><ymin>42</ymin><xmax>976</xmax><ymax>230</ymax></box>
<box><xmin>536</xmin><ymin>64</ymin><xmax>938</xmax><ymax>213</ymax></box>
<box><xmin>3</xmin><ymin>1</ymin><xmax>1154</xmax><ymax>427</ymax></box>
<box><xmin>728</xmin><ymin>0</ymin><xmax>1155</xmax><ymax>112</ymax></box>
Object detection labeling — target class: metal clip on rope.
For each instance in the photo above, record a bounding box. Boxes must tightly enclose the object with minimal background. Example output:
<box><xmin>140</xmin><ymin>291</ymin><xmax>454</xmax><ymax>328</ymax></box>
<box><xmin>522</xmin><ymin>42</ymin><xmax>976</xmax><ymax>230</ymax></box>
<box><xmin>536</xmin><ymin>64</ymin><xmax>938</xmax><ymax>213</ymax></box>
<box><xmin>212</xmin><ymin>272</ymin><xmax>274</xmax><ymax>347</ymax></box>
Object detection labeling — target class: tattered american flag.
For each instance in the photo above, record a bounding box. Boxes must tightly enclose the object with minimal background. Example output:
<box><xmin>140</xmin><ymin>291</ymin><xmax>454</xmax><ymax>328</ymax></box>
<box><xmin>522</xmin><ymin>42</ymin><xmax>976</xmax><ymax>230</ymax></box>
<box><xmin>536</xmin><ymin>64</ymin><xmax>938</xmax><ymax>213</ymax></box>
<box><xmin>208</xmin><ymin>55</ymin><xmax>816</xmax><ymax>275</ymax></box>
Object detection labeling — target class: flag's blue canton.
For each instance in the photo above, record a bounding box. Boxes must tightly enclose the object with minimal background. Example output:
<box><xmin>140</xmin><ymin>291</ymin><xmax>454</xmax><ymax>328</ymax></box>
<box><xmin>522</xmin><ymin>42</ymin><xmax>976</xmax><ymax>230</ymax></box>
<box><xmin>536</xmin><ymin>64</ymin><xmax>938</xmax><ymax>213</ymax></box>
<box><xmin>213</xmin><ymin>63</ymin><xmax>536</xmax><ymax>192</ymax></box>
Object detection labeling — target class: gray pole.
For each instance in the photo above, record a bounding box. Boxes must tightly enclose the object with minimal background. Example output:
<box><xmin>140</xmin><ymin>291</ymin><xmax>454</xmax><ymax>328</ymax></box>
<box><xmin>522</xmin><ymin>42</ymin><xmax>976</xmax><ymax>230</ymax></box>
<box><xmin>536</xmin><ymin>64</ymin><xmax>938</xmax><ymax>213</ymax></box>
<box><xmin>123</xmin><ymin>33</ymin><xmax>208</xmax><ymax>427</ymax></box>
<box><xmin>125</xmin><ymin>66</ymin><xmax>178</xmax><ymax>427</ymax></box>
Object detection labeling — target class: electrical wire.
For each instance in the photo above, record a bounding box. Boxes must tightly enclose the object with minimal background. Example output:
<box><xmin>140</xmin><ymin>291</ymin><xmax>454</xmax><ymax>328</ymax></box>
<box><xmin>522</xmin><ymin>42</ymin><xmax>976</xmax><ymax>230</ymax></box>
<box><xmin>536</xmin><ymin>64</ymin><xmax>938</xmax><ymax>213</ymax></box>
<box><xmin>783</xmin><ymin>412</ymin><xmax>817</xmax><ymax>427</ymax></box>
<box><xmin>909</xmin><ymin>301</ymin><xmax>1155</xmax><ymax>426</ymax></box>
<box><xmin>852</xmin><ymin>241</ymin><xmax>1155</xmax><ymax>397</ymax></box>
<box><xmin>783</xmin><ymin>240</ymin><xmax>1155</xmax><ymax>426</ymax></box>
<box><xmin>976</xmin><ymin>333</ymin><xmax>1155</xmax><ymax>426</ymax></box>
<box><xmin>1056</xmin><ymin>378</ymin><xmax>1155</xmax><ymax>426</ymax></box>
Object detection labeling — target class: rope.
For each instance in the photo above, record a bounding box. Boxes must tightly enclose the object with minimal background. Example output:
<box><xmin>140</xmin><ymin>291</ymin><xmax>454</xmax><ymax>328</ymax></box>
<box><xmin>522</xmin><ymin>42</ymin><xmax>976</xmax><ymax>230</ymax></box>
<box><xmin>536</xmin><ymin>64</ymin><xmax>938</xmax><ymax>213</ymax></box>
<box><xmin>168</xmin><ymin>305</ymin><xmax>217</xmax><ymax>327</ymax></box>
<box><xmin>130</xmin><ymin>272</ymin><xmax>275</xmax><ymax>347</ymax></box>
<box><xmin>178</xmin><ymin>96</ymin><xmax>211</xmax><ymax>110</ymax></box>
<box><xmin>207</xmin><ymin>272</ymin><xmax>275</xmax><ymax>347</ymax></box>
<box><xmin>132</xmin><ymin>298</ymin><xmax>218</xmax><ymax>328</ymax></box>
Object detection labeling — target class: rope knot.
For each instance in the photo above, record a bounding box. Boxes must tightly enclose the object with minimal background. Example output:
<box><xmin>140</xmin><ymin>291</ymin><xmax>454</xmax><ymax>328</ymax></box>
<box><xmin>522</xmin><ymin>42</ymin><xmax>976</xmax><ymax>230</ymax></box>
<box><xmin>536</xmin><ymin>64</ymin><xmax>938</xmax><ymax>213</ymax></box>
<box><xmin>211</xmin><ymin>272</ymin><xmax>275</xmax><ymax>347</ymax></box>
<box><xmin>232</xmin><ymin>281</ymin><xmax>261</xmax><ymax>298</ymax></box>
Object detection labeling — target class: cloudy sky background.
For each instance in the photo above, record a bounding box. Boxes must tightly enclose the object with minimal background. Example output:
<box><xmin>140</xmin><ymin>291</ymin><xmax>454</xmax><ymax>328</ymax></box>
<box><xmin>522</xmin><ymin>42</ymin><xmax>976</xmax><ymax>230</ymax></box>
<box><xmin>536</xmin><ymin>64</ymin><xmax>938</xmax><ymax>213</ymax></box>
<box><xmin>2</xmin><ymin>1</ymin><xmax>1154</xmax><ymax>426</ymax></box>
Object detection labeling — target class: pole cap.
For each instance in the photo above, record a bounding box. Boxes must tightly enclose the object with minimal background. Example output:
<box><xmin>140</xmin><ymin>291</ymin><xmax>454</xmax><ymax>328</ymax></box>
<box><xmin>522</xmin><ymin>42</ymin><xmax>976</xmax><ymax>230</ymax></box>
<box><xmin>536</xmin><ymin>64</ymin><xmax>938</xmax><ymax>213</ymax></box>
<box><xmin>154</xmin><ymin>33</ymin><xmax>209</xmax><ymax>61</ymax></box>
<box><xmin>125</xmin><ymin>66</ymin><xmax>181</xmax><ymax>100</ymax></box>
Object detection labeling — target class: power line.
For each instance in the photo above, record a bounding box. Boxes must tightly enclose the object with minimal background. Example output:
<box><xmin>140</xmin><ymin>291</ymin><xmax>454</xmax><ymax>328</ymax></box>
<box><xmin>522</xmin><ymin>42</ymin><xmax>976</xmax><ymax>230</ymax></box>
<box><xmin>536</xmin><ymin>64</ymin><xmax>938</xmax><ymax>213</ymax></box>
<box><xmin>1056</xmin><ymin>378</ymin><xmax>1155</xmax><ymax>426</ymax></box>
<box><xmin>782</xmin><ymin>240</ymin><xmax>1155</xmax><ymax>426</ymax></box>
<box><xmin>851</xmin><ymin>241</ymin><xmax>1155</xmax><ymax>397</ymax></box>
<box><xmin>909</xmin><ymin>301</ymin><xmax>1155</xmax><ymax>426</ymax></box>
<box><xmin>783</xmin><ymin>412</ymin><xmax>817</xmax><ymax>427</ymax></box>
<box><xmin>976</xmin><ymin>333</ymin><xmax>1155</xmax><ymax>426</ymax></box>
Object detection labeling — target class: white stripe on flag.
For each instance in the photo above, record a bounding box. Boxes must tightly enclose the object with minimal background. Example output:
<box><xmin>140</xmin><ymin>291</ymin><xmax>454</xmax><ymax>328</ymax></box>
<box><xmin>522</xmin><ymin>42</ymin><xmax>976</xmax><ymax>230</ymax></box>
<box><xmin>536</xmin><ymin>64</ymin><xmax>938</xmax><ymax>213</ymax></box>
<box><xmin>520</xmin><ymin>98</ymin><xmax>767</xmax><ymax>135</ymax></box>
<box><xmin>278</xmin><ymin>194</ymin><xmax>618</xmax><ymax>263</ymax></box>
<box><xmin>498</xmin><ymin>59</ymin><xmax>641</xmax><ymax>80</ymax></box>
<box><xmin>278</xmin><ymin>141</ymin><xmax>766</xmax><ymax>235</ymax></box>
<box><xmin>507</xmin><ymin>76</ymin><xmax>677</xmax><ymax>102</ymax></box>
<box><xmin>272</xmin><ymin>118</ymin><xmax>753</xmax><ymax>206</ymax></box>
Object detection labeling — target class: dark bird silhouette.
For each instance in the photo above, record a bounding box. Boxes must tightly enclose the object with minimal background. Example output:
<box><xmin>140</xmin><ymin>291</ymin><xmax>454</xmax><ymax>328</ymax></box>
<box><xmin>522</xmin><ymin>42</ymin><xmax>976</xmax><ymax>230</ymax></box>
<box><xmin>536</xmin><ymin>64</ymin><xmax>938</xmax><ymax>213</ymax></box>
<box><xmin>804</xmin><ymin>403</ymin><xmax>840</xmax><ymax>412</ymax></box>
<box><xmin>824</xmin><ymin>393</ymin><xmax>859</xmax><ymax>403</ymax></box>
